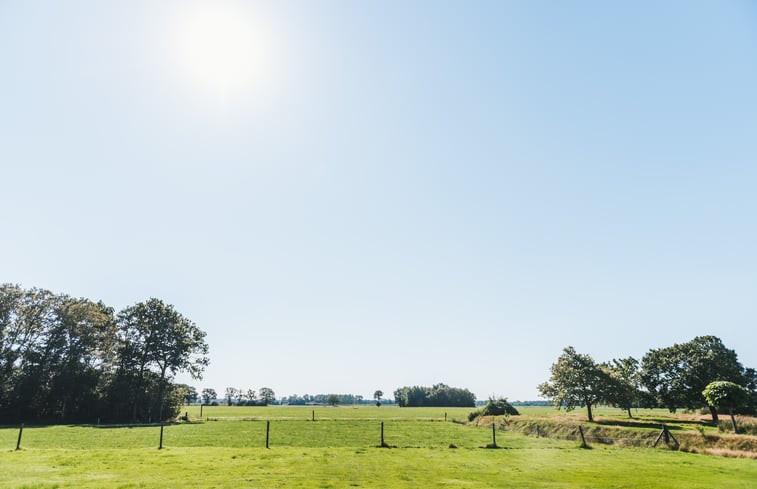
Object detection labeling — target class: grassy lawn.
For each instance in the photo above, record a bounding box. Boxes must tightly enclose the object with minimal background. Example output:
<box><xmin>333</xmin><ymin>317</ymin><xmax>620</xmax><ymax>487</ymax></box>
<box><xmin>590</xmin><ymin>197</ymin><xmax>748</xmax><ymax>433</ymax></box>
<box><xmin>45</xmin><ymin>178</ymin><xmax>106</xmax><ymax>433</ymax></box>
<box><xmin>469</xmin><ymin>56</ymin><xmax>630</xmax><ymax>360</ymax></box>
<box><xmin>2</xmin><ymin>407</ymin><xmax>757</xmax><ymax>488</ymax></box>
<box><xmin>186</xmin><ymin>404</ymin><xmax>474</xmax><ymax>421</ymax></box>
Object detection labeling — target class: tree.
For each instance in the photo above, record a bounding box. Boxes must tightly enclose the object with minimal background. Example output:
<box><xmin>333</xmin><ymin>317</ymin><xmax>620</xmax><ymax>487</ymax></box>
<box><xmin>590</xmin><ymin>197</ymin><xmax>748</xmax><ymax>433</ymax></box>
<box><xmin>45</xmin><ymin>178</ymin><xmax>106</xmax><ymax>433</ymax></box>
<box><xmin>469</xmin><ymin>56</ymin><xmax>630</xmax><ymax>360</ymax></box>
<box><xmin>538</xmin><ymin>346</ymin><xmax>609</xmax><ymax>422</ymax></box>
<box><xmin>374</xmin><ymin>389</ymin><xmax>383</xmax><ymax>406</ymax></box>
<box><xmin>117</xmin><ymin>298</ymin><xmax>209</xmax><ymax>420</ymax></box>
<box><xmin>175</xmin><ymin>384</ymin><xmax>198</xmax><ymax>404</ymax></box>
<box><xmin>640</xmin><ymin>336</ymin><xmax>746</xmax><ymax>421</ymax></box>
<box><xmin>703</xmin><ymin>381</ymin><xmax>749</xmax><ymax>433</ymax></box>
<box><xmin>235</xmin><ymin>388</ymin><xmax>245</xmax><ymax>405</ymax></box>
<box><xmin>201</xmin><ymin>388</ymin><xmax>217</xmax><ymax>405</ymax></box>
<box><xmin>327</xmin><ymin>394</ymin><xmax>340</xmax><ymax>406</ymax></box>
<box><xmin>245</xmin><ymin>389</ymin><xmax>256</xmax><ymax>404</ymax></box>
<box><xmin>600</xmin><ymin>357</ymin><xmax>641</xmax><ymax>418</ymax></box>
<box><xmin>225</xmin><ymin>387</ymin><xmax>238</xmax><ymax>406</ymax></box>
<box><xmin>183</xmin><ymin>386</ymin><xmax>199</xmax><ymax>404</ymax></box>
<box><xmin>258</xmin><ymin>387</ymin><xmax>275</xmax><ymax>406</ymax></box>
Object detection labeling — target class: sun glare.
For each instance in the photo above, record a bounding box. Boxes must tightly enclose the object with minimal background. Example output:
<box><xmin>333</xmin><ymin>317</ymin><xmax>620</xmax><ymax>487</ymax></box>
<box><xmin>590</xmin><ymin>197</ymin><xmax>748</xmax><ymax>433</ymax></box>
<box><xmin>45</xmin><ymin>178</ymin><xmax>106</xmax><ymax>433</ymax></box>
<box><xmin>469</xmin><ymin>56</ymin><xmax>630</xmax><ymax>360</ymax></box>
<box><xmin>169</xmin><ymin>5</ymin><xmax>273</xmax><ymax>104</ymax></box>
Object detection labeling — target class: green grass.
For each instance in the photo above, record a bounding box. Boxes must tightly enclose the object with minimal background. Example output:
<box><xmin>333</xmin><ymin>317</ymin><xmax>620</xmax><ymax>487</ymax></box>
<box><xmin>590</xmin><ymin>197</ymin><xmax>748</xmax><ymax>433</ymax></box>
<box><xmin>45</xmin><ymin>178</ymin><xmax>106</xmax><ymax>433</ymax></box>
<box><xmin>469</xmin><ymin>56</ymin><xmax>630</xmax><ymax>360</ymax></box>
<box><xmin>186</xmin><ymin>404</ymin><xmax>474</xmax><ymax>421</ymax></box>
<box><xmin>2</xmin><ymin>406</ymin><xmax>757</xmax><ymax>488</ymax></box>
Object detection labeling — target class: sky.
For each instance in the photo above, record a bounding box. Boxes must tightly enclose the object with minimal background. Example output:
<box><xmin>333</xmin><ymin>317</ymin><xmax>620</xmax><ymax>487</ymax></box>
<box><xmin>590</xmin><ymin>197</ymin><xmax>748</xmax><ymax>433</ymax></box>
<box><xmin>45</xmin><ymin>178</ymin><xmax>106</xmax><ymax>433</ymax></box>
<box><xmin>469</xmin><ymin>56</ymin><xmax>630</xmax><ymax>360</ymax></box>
<box><xmin>1</xmin><ymin>0</ymin><xmax>756</xmax><ymax>401</ymax></box>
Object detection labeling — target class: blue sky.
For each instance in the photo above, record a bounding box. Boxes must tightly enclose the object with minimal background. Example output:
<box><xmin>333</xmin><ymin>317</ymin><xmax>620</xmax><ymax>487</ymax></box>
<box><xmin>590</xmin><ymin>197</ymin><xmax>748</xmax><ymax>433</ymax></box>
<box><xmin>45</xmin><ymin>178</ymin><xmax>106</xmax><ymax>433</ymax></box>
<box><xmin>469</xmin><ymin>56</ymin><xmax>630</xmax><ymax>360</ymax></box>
<box><xmin>2</xmin><ymin>0</ymin><xmax>756</xmax><ymax>400</ymax></box>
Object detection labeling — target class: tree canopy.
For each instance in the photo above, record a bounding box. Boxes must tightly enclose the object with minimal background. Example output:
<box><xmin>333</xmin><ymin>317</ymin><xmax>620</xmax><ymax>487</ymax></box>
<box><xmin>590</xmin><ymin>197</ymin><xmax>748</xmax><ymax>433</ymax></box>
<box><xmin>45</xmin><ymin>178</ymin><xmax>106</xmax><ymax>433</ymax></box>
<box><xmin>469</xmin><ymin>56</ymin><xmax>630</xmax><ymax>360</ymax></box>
<box><xmin>0</xmin><ymin>284</ymin><xmax>209</xmax><ymax>423</ymax></box>
<box><xmin>538</xmin><ymin>346</ymin><xmax>608</xmax><ymax>421</ymax></box>
<box><xmin>703</xmin><ymin>381</ymin><xmax>749</xmax><ymax>433</ymax></box>
<box><xmin>393</xmin><ymin>383</ymin><xmax>475</xmax><ymax>407</ymax></box>
<box><xmin>640</xmin><ymin>336</ymin><xmax>747</xmax><ymax>421</ymax></box>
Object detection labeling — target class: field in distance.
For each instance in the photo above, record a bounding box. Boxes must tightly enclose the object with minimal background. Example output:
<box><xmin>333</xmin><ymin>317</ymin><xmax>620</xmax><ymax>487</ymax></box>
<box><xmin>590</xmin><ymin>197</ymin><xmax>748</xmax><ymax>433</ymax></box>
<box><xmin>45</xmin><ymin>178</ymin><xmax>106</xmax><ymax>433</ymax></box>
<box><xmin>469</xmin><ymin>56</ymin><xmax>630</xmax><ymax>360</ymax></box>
<box><xmin>1</xmin><ymin>405</ymin><xmax>756</xmax><ymax>488</ymax></box>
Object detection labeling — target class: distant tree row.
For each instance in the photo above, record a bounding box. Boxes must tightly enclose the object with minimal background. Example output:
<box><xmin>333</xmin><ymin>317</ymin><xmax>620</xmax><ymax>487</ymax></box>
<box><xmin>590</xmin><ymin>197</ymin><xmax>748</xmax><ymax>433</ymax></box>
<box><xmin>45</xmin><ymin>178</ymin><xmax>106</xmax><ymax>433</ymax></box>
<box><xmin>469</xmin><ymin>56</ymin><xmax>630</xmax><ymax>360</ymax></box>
<box><xmin>281</xmin><ymin>393</ymin><xmax>368</xmax><ymax>405</ymax></box>
<box><xmin>538</xmin><ymin>336</ymin><xmax>756</xmax><ymax>422</ymax></box>
<box><xmin>394</xmin><ymin>383</ymin><xmax>476</xmax><ymax>407</ymax></box>
<box><xmin>0</xmin><ymin>284</ymin><xmax>208</xmax><ymax>423</ymax></box>
<box><xmin>221</xmin><ymin>387</ymin><xmax>276</xmax><ymax>406</ymax></box>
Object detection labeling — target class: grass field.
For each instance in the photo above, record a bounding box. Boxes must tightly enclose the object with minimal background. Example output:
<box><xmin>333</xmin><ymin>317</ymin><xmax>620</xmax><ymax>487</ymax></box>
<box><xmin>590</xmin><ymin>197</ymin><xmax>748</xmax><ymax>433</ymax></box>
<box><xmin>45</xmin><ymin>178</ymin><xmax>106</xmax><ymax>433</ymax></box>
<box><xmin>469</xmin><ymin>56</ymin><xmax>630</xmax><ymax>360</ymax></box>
<box><xmin>2</xmin><ymin>405</ymin><xmax>757</xmax><ymax>488</ymax></box>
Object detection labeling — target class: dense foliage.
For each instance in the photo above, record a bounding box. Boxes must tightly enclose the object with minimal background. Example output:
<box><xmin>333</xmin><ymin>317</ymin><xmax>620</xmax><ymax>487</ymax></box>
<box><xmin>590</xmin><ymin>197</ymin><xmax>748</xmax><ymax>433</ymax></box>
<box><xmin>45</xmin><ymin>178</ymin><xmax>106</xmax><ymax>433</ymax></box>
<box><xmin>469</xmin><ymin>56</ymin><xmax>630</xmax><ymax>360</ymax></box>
<box><xmin>640</xmin><ymin>336</ymin><xmax>753</xmax><ymax>421</ymax></box>
<box><xmin>468</xmin><ymin>397</ymin><xmax>519</xmax><ymax>421</ymax></box>
<box><xmin>539</xmin><ymin>337</ymin><xmax>756</xmax><ymax>422</ymax></box>
<box><xmin>538</xmin><ymin>347</ymin><xmax>608</xmax><ymax>421</ymax></box>
<box><xmin>393</xmin><ymin>383</ymin><xmax>476</xmax><ymax>407</ymax></box>
<box><xmin>0</xmin><ymin>284</ymin><xmax>208</xmax><ymax>423</ymax></box>
<box><xmin>282</xmin><ymin>393</ymin><xmax>368</xmax><ymax>405</ymax></box>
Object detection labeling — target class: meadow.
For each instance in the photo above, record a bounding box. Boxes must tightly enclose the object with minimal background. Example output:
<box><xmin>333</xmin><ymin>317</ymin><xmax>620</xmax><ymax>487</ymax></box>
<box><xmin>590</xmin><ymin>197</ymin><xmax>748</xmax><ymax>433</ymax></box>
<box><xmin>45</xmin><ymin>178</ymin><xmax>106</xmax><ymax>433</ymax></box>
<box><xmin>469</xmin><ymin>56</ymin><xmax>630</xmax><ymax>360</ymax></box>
<box><xmin>2</xmin><ymin>405</ymin><xmax>757</xmax><ymax>488</ymax></box>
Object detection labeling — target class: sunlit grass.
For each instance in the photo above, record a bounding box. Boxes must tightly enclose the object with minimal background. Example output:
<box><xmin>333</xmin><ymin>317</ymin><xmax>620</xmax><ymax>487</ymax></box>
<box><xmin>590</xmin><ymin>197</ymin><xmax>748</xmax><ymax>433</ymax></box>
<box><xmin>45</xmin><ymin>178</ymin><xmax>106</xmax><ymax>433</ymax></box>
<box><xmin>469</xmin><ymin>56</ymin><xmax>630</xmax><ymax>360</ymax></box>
<box><xmin>2</xmin><ymin>406</ymin><xmax>757</xmax><ymax>488</ymax></box>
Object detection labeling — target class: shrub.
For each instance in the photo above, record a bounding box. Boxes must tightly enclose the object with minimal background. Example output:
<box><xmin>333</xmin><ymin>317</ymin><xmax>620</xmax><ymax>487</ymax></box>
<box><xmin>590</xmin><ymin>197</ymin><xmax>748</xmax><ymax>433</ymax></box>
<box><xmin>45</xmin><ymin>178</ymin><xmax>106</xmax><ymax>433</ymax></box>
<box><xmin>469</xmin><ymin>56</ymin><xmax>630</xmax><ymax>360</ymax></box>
<box><xmin>481</xmin><ymin>397</ymin><xmax>519</xmax><ymax>416</ymax></box>
<box><xmin>468</xmin><ymin>409</ymin><xmax>483</xmax><ymax>422</ymax></box>
<box><xmin>468</xmin><ymin>397</ymin><xmax>519</xmax><ymax>421</ymax></box>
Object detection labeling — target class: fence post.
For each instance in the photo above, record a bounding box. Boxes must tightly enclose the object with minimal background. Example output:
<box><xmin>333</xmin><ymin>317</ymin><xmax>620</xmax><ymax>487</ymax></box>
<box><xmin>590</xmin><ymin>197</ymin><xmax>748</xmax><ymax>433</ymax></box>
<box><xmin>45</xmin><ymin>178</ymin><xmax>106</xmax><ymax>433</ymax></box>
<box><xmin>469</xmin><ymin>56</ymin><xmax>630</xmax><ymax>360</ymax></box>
<box><xmin>312</xmin><ymin>410</ymin><xmax>315</xmax><ymax>422</ymax></box>
<box><xmin>200</xmin><ymin>404</ymin><xmax>203</xmax><ymax>418</ymax></box>
<box><xmin>578</xmin><ymin>425</ymin><xmax>588</xmax><ymax>448</ymax></box>
<box><xmin>266</xmin><ymin>421</ymin><xmax>270</xmax><ymax>449</ymax></box>
<box><xmin>444</xmin><ymin>412</ymin><xmax>447</xmax><ymax>422</ymax></box>
<box><xmin>492</xmin><ymin>423</ymin><xmax>497</xmax><ymax>447</ymax></box>
<box><xmin>381</xmin><ymin>421</ymin><xmax>385</xmax><ymax>446</ymax></box>
<box><xmin>16</xmin><ymin>424</ymin><xmax>23</xmax><ymax>450</ymax></box>
<box><xmin>159</xmin><ymin>421</ymin><xmax>164</xmax><ymax>449</ymax></box>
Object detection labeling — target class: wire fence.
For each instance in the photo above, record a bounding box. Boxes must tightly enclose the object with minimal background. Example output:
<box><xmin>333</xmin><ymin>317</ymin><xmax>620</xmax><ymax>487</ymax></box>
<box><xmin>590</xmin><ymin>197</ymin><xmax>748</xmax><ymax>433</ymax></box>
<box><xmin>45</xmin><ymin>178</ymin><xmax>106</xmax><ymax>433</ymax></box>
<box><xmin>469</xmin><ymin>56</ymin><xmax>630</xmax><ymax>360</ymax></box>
<box><xmin>4</xmin><ymin>417</ymin><xmax>730</xmax><ymax>454</ymax></box>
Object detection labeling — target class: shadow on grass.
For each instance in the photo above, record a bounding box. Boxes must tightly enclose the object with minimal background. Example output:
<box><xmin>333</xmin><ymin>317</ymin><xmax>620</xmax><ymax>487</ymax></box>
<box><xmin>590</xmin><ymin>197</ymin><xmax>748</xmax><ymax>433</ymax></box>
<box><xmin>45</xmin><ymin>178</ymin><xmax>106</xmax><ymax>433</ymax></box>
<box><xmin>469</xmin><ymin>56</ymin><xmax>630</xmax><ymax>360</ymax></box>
<box><xmin>593</xmin><ymin>418</ymin><xmax>709</xmax><ymax>430</ymax></box>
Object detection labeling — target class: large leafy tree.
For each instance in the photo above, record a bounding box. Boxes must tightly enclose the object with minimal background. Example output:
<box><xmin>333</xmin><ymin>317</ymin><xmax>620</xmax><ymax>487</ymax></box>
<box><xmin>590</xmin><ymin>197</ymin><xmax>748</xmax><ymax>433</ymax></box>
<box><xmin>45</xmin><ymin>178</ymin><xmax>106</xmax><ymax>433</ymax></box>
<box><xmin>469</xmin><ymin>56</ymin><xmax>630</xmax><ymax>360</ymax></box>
<box><xmin>703</xmin><ymin>381</ymin><xmax>749</xmax><ymax>433</ymax></box>
<box><xmin>116</xmin><ymin>298</ymin><xmax>209</xmax><ymax>420</ymax></box>
<box><xmin>259</xmin><ymin>387</ymin><xmax>276</xmax><ymax>405</ymax></box>
<box><xmin>538</xmin><ymin>346</ymin><xmax>609</xmax><ymax>422</ymax></box>
<box><xmin>640</xmin><ymin>336</ymin><xmax>746</xmax><ymax>421</ymax></box>
<box><xmin>600</xmin><ymin>357</ymin><xmax>641</xmax><ymax>418</ymax></box>
<box><xmin>201</xmin><ymin>388</ymin><xmax>217</xmax><ymax>404</ymax></box>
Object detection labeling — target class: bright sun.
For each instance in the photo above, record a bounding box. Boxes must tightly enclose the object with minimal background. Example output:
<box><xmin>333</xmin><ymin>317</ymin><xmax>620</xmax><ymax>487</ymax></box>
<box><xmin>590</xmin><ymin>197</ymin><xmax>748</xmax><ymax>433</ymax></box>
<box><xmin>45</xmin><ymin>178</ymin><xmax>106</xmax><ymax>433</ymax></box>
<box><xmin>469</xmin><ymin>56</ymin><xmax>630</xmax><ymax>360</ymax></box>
<box><xmin>170</xmin><ymin>5</ymin><xmax>272</xmax><ymax>103</ymax></box>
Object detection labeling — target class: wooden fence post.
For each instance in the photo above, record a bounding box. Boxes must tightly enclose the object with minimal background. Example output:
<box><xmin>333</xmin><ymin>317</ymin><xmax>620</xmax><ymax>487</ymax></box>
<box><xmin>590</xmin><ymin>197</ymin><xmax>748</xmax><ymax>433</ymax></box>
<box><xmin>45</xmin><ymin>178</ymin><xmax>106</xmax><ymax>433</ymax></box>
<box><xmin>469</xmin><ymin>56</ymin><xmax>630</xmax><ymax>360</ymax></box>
<box><xmin>159</xmin><ymin>421</ymin><xmax>164</xmax><ymax>449</ymax></box>
<box><xmin>266</xmin><ymin>421</ymin><xmax>270</xmax><ymax>449</ymax></box>
<box><xmin>578</xmin><ymin>425</ymin><xmax>588</xmax><ymax>448</ymax></box>
<box><xmin>653</xmin><ymin>424</ymin><xmax>679</xmax><ymax>450</ymax></box>
<box><xmin>492</xmin><ymin>423</ymin><xmax>497</xmax><ymax>447</ymax></box>
<box><xmin>381</xmin><ymin>422</ymin><xmax>385</xmax><ymax>446</ymax></box>
<box><xmin>312</xmin><ymin>410</ymin><xmax>315</xmax><ymax>422</ymax></box>
<box><xmin>16</xmin><ymin>424</ymin><xmax>23</xmax><ymax>450</ymax></box>
<box><xmin>200</xmin><ymin>404</ymin><xmax>203</xmax><ymax>418</ymax></box>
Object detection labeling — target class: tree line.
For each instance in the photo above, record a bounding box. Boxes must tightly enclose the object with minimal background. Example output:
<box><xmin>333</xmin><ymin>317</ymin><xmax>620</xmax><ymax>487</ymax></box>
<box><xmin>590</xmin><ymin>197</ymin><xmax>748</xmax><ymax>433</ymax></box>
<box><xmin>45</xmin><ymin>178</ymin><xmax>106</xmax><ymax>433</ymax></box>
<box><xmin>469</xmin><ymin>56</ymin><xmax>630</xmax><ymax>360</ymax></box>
<box><xmin>538</xmin><ymin>336</ymin><xmax>757</xmax><ymax>422</ymax></box>
<box><xmin>282</xmin><ymin>393</ymin><xmax>372</xmax><ymax>406</ymax></box>
<box><xmin>0</xmin><ymin>284</ymin><xmax>208</xmax><ymax>423</ymax></box>
<box><xmin>393</xmin><ymin>383</ymin><xmax>476</xmax><ymax>407</ymax></box>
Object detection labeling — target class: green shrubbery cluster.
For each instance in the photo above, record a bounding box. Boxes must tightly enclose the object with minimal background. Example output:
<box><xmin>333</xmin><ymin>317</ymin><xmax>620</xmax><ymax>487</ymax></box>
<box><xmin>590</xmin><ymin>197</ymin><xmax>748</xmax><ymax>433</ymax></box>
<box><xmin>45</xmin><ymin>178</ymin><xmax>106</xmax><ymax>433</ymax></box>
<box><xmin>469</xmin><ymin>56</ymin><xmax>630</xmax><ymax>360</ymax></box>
<box><xmin>468</xmin><ymin>397</ymin><xmax>519</xmax><ymax>421</ymax></box>
<box><xmin>394</xmin><ymin>383</ymin><xmax>476</xmax><ymax>407</ymax></box>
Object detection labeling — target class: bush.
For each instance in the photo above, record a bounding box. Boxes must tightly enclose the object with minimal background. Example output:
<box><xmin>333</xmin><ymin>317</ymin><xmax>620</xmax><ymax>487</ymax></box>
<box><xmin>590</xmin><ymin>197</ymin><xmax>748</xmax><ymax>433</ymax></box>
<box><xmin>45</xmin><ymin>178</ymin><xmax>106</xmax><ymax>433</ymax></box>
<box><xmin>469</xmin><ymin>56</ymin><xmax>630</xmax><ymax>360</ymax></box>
<box><xmin>482</xmin><ymin>397</ymin><xmax>519</xmax><ymax>416</ymax></box>
<box><xmin>468</xmin><ymin>409</ymin><xmax>483</xmax><ymax>421</ymax></box>
<box><xmin>468</xmin><ymin>397</ymin><xmax>519</xmax><ymax>422</ymax></box>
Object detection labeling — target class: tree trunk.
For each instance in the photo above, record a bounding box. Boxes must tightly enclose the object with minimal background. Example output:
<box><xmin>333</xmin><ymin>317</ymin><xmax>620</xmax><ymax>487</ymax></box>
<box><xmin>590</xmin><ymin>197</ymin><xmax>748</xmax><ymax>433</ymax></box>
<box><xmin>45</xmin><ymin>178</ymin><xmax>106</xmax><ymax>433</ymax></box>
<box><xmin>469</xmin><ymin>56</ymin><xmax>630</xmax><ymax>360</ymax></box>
<box><xmin>729</xmin><ymin>408</ymin><xmax>738</xmax><ymax>434</ymax></box>
<box><xmin>708</xmin><ymin>405</ymin><xmax>719</xmax><ymax>423</ymax></box>
<box><xmin>626</xmin><ymin>406</ymin><xmax>632</xmax><ymax>419</ymax></box>
<box><xmin>586</xmin><ymin>402</ymin><xmax>593</xmax><ymax>422</ymax></box>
